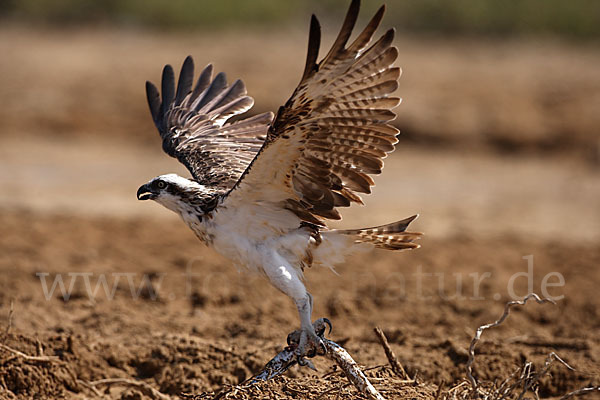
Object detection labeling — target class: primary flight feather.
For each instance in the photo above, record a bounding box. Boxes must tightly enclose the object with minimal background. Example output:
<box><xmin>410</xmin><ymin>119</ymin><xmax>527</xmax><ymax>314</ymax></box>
<box><xmin>138</xmin><ymin>0</ymin><xmax>421</xmax><ymax>362</ymax></box>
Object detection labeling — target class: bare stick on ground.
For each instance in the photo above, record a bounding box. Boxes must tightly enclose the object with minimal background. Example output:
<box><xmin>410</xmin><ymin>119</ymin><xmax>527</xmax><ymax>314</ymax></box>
<box><xmin>559</xmin><ymin>386</ymin><xmax>600</xmax><ymax>400</ymax></box>
<box><xmin>324</xmin><ymin>339</ymin><xmax>386</xmax><ymax>400</ymax></box>
<box><xmin>249</xmin><ymin>318</ymin><xmax>386</xmax><ymax>400</ymax></box>
<box><xmin>515</xmin><ymin>352</ymin><xmax>573</xmax><ymax>400</ymax></box>
<box><xmin>373</xmin><ymin>326</ymin><xmax>409</xmax><ymax>380</ymax></box>
<box><xmin>461</xmin><ymin>293</ymin><xmax>598</xmax><ymax>400</ymax></box>
<box><xmin>4</xmin><ymin>300</ymin><xmax>14</xmax><ymax>337</ymax></box>
<box><xmin>466</xmin><ymin>293</ymin><xmax>556</xmax><ymax>396</ymax></box>
<box><xmin>0</xmin><ymin>343</ymin><xmax>61</xmax><ymax>364</ymax></box>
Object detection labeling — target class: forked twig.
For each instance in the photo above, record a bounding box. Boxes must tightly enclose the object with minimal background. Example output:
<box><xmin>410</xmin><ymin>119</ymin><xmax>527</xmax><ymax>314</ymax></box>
<box><xmin>76</xmin><ymin>379</ymin><xmax>103</xmax><ymax>397</ymax></box>
<box><xmin>455</xmin><ymin>293</ymin><xmax>600</xmax><ymax>400</ymax></box>
<box><xmin>466</xmin><ymin>293</ymin><xmax>556</xmax><ymax>396</ymax></box>
<box><xmin>0</xmin><ymin>343</ymin><xmax>61</xmax><ymax>363</ymax></box>
<box><xmin>248</xmin><ymin>321</ymin><xmax>386</xmax><ymax>400</ymax></box>
<box><xmin>516</xmin><ymin>352</ymin><xmax>573</xmax><ymax>400</ymax></box>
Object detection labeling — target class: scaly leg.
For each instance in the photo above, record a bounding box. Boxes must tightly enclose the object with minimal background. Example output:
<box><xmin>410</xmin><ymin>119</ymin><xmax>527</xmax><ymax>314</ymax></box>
<box><xmin>287</xmin><ymin>316</ymin><xmax>332</xmax><ymax>366</ymax></box>
<box><xmin>293</xmin><ymin>293</ymin><xmax>324</xmax><ymax>361</ymax></box>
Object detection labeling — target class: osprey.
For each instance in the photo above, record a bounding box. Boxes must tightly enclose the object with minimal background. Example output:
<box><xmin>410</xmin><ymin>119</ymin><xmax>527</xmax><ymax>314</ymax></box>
<box><xmin>137</xmin><ymin>0</ymin><xmax>421</xmax><ymax>363</ymax></box>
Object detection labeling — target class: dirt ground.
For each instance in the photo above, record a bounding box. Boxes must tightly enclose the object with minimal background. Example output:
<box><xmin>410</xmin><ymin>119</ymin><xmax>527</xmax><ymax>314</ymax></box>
<box><xmin>1</xmin><ymin>210</ymin><xmax>599</xmax><ymax>399</ymax></box>
<box><xmin>1</xmin><ymin>25</ymin><xmax>599</xmax><ymax>399</ymax></box>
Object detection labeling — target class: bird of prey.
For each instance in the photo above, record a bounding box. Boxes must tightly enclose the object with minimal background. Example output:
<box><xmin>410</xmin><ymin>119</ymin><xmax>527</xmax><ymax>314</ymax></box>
<box><xmin>137</xmin><ymin>0</ymin><xmax>421</xmax><ymax>363</ymax></box>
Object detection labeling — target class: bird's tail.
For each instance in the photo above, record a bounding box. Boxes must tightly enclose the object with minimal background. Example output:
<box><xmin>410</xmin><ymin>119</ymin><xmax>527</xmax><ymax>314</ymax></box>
<box><xmin>336</xmin><ymin>214</ymin><xmax>422</xmax><ymax>250</ymax></box>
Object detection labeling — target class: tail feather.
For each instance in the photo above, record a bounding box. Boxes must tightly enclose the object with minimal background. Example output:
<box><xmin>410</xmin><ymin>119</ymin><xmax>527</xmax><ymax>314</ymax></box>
<box><xmin>337</xmin><ymin>214</ymin><xmax>422</xmax><ymax>250</ymax></box>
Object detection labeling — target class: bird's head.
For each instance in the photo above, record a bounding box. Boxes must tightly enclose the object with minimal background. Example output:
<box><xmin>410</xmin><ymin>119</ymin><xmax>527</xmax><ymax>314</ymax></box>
<box><xmin>137</xmin><ymin>174</ymin><xmax>217</xmax><ymax>216</ymax></box>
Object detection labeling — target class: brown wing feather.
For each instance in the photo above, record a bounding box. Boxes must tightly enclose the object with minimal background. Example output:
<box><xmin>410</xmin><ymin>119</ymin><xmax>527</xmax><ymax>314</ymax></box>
<box><xmin>225</xmin><ymin>0</ymin><xmax>399</xmax><ymax>226</ymax></box>
<box><xmin>145</xmin><ymin>56</ymin><xmax>273</xmax><ymax>190</ymax></box>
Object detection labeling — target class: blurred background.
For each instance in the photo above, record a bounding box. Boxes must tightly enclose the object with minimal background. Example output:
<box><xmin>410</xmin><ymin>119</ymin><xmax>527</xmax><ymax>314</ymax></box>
<box><xmin>1</xmin><ymin>0</ymin><xmax>598</xmax><ymax>240</ymax></box>
<box><xmin>0</xmin><ymin>2</ymin><xmax>599</xmax><ymax>397</ymax></box>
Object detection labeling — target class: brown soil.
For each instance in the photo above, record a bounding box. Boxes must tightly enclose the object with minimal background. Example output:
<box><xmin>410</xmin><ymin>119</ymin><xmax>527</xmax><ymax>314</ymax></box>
<box><xmin>0</xmin><ymin>210</ymin><xmax>598</xmax><ymax>399</ymax></box>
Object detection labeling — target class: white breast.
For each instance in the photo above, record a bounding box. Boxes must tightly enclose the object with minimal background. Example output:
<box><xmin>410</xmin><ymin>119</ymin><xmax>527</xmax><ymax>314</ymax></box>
<box><xmin>193</xmin><ymin>201</ymin><xmax>310</xmax><ymax>275</ymax></box>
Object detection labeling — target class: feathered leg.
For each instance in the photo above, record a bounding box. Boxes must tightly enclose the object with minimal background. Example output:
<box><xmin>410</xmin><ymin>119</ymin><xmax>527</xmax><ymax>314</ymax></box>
<box><xmin>262</xmin><ymin>253</ymin><xmax>326</xmax><ymax>364</ymax></box>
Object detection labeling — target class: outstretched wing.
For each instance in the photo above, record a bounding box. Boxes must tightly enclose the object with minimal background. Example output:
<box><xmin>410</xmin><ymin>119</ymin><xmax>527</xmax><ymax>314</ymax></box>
<box><xmin>223</xmin><ymin>0</ymin><xmax>400</xmax><ymax>226</ymax></box>
<box><xmin>146</xmin><ymin>57</ymin><xmax>273</xmax><ymax>190</ymax></box>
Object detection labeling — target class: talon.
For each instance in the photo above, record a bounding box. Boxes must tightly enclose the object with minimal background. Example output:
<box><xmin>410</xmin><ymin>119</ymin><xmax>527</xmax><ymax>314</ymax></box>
<box><xmin>297</xmin><ymin>356</ymin><xmax>317</xmax><ymax>370</ymax></box>
<box><xmin>304</xmin><ymin>359</ymin><xmax>317</xmax><ymax>371</ymax></box>
<box><xmin>316</xmin><ymin>340</ymin><xmax>327</xmax><ymax>356</ymax></box>
<box><xmin>313</xmin><ymin>318</ymin><xmax>333</xmax><ymax>337</ymax></box>
<box><xmin>322</xmin><ymin>318</ymin><xmax>332</xmax><ymax>335</ymax></box>
<box><xmin>291</xmin><ymin>316</ymin><xmax>333</xmax><ymax>364</ymax></box>
<box><xmin>297</xmin><ymin>355</ymin><xmax>308</xmax><ymax>366</ymax></box>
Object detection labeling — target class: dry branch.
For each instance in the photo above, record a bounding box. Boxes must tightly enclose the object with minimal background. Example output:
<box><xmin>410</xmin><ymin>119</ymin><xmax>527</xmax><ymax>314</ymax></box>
<box><xmin>0</xmin><ymin>343</ymin><xmax>61</xmax><ymax>363</ymax></box>
<box><xmin>459</xmin><ymin>293</ymin><xmax>598</xmax><ymax>400</ymax></box>
<box><xmin>559</xmin><ymin>386</ymin><xmax>600</xmax><ymax>400</ymax></box>
<box><xmin>466</xmin><ymin>293</ymin><xmax>556</xmax><ymax>395</ymax></box>
<box><xmin>4</xmin><ymin>300</ymin><xmax>14</xmax><ymax>337</ymax></box>
<box><xmin>435</xmin><ymin>380</ymin><xmax>445</xmax><ymax>400</ymax></box>
<box><xmin>248</xmin><ymin>346</ymin><xmax>296</xmax><ymax>383</ymax></box>
<box><xmin>248</xmin><ymin>320</ymin><xmax>386</xmax><ymax>400</ymax></box>
<box><xmin>373</xmin><ymin>326</ymin><xmax>409</xmax><ymax>380</ymax></box>
<box><xmin>515</xmin><ymin>352</ymin><xmax>573</xmax><ymax>400</ymax></box>
<box><xmin>76</xmin><ymin>379</ymin><xmax>103</xmax><ymax>397</ymax></box>
<box><xmin>249</xmin><ymin>338</ymin><xmax>386</xmax><ymax>400</ymax></box>
<box><xmin>324</xmin><ymin>339</ymin><xmax>386</xmax><ymax>400</ymax></box>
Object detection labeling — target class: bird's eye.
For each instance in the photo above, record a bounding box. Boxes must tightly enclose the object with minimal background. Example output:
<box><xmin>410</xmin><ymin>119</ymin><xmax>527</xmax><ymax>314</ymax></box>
<box><xmin>157</xmin><ymin>181</ymin><xmax>167</xmax><ymax>189</ymax></box>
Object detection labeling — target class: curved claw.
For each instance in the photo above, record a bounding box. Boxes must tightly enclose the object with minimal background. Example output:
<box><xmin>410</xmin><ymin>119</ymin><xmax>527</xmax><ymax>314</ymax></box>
<box><xmin>313</xmin><ymin>318</ymin><xmax>333</xmax><ymax>337</ymax></box>
<box><xmin>316</xmin><ymin>339</ymin><xmax>327</xmax><ymax>356</ymax></box>
<box><xmin>297</xmin><ymin>355</ymin><xmax>308</xmax><ymax>366</ymax></box>
<box><xmin>296</xmin><ymin>356</ymin><xmax>317</xmax><ymax>371</ymax></box>
<box><xmin>289</xmin><ymin>318</ymin><xmax>333</xmax><ymax>366</ymax></box>
<box><xmin>322</xmin><ymin>318</ymin><xmax>332</xmax><ymax>336</ymax></box>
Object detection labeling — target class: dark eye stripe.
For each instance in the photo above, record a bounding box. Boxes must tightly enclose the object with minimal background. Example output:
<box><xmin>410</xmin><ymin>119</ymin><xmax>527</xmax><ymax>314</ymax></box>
<box><xmin>152</xmin><ymin>180</ymin><xmax>167</xmax><ymax>190</ymax></box>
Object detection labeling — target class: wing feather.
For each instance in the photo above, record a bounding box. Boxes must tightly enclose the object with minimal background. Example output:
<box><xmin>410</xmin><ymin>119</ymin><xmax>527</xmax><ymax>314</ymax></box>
<box><xmin>346</xmin><ymin>4</ymin><xmax>385</xmax><ymax>53</ymax></box>
<box><xmin>223</xmin><ymin>0</ymin><xmax>399</xmax><ymax>226</ymax></box>
<box><xmin>321</xmin><ymin>0</ymin><xmax>359</xmax><ymax>65</ymax></box>
<box><xmin>186</xmin><ymin>64</ymin><xmax>213</xmax><ymax>107</ymax></box>
<box><xmin>301</xmin><ymin>15</ymin><xmax>321</xmax><ymax>82</ymax></box>
<box><xmin>146</xmin><ymin>81</ymin><xmax>161</xmax><ymax>121</ymax></box>
<box><xmin>175</xmin><ymin>56</ymin><xmax>194</xmax><ymax>104</ymax></box>
<box><xmin>145</xmin><ymin>57</ymin><xmax>273</xmax><ymax>189</ymax></box>
<box><xmin>160</xmin><ymin>65</ymin><xmax>175</xmax><ymax>121</ymax></box>
<box><xmin>193</xmin><ymin>72</ymin><xmax>227</xmax><ymax>112</ymax></box>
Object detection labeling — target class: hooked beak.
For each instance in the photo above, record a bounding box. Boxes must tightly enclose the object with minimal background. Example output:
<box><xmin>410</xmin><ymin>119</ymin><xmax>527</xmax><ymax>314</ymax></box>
<box><xmin>137</xmin><ymin>184</ymin><xmax>154</xmax><ymax>201</ymax></box>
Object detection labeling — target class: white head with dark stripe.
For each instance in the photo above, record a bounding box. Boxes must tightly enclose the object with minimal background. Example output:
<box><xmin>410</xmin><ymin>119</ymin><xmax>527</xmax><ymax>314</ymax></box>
<box><xmin>136</xmin><ymin>174</ymin><xmax>218</xmax><ymax>217</ymax></box>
